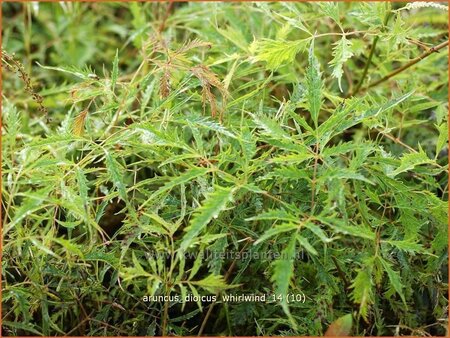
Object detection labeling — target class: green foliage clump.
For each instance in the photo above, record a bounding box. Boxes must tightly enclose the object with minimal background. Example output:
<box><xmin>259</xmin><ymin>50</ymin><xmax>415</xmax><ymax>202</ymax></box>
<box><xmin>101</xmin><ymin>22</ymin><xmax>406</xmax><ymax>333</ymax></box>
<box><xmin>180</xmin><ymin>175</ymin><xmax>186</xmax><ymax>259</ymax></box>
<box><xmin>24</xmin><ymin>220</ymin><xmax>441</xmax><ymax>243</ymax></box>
<box><xmin>2</xmin><ymin>2</ymin><xmax>448</xmax><ymax>336</ymax></box>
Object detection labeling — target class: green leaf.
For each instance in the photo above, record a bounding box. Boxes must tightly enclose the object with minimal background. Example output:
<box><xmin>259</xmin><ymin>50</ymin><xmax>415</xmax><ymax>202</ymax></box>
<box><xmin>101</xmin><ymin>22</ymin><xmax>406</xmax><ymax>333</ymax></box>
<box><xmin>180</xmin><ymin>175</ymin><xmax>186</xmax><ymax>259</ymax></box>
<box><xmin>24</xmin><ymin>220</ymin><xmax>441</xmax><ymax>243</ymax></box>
<box><xmin>190</xmin><ymin>274</ymin><xmax>234</xmax><ymax>293</ymax></box>
<box><xmin>188</xmin><ymin>284</ymin><xmax>203</xmax><ymax>311</ymax></box>
<box><xmin>52</xmin><ymin>237</ymin><xmax>84</xmax><ymax>258</ymax></box>
<box><xmin>271</xmin><ymin>235</ymin><xmax>298</xmax><ymax>329</ymax></box>
<box><xmin>318</xmin><ymin>217</ymin><xmax>375</xmax><ymax>240</ymax></box>
<box><xmin>179</xmin><ymin>284</ymin><xmax>188</xmax><ymax>311</ymax></box>
<box><xmin>250</xmin><ymin>112</ymin><xmax>291</xmax><ymax>140</ymax></box>
<box><xmin>55</xmin><ymin>219</ymin><xmax>82</xmax><ymax>229</ymax></box>
<box><xmin>5</xmin><ymin>187</ymin><xmax>52</xmax><ymax>235</ymax></box>
<box><xmin>303</xmin><ymin>222</ymin><xmax>333</xmax><ymax>243</ymax></box>
<box><xmin>146</xmin><ymin>167</ymin><xmax>209</xmax><ymax>204</ymax></box>
<box><xmin>270</xmin><ymin>153</ymin><xmax>314</xmax><ymax>164</ymax></box>
<box><xmin>435</xmin><ymin>122</ymin><xmax>448</xmax><ymax>159</ymax></box>
<box><xmin>111</xmin><ymin>49</ymin><xmax>119</xmax><ymax>92</ymax></box>
<box><xmin>384</xmin><ymin>239</ymin><xmax>426</xmax><ymax>254</ymax></box>
<box><xmin>376</xmin><ymin>90</ymin><xmax>414</xmax><ymax>112</ymax></box>
<box><xmin>188</xmin><ymin>251</ymin><xmax>204</xmax><ymax>280</ymax></box>
<box><xmin>121</xmin><ymin>252</ymin><xmax>153</xmax><ymax>281</ymax></box>
<box><xmin>305</xmin><ymin>40</ymin><xmax>323</xmax><ymax>128</ymax></box>
<box><xmin>272</xmin><ymin>167</ymin><xmax>311</xmax><ymax>182</ymax></box>
<box><xmin>75</xmin><ymin>168</ymin><xmax>89</xmax><ymax>205</ymax></box>
<box><xmin>252</xmin><ymin>39</ymin><xmax>307</xmax><ymax>70</ymax></box>
<box><xmin>379</xmin><ymin>257</ymin><xmax>406</xmax><ymax>304</ymax></box>
<box><xmin>217</xmin><ymin>26</ymin><xmax>248</xmax><ymax>51</ymax></box>
<box><xmin>246</xmin><ymin>209</ymin><xmax>298</xmax><ymax>223</ymax></box>
<box><xmin>390</xmin><ymin>147</ymin><xmax>434</xmax><ymax>177</ymax></box>
<box><xmin>296</xmin><ymin>234</ymin><xmax>318</xmax><ymax>256</ymax></box>
<box><xmin>319</xmin><ymin>2</ymin><xmax>341</xmax><ymax>27</ymax></box>
<box><xmin>105</xmin><ymin>153</ymin><xmax>127</xmax><ymax>201</ymax></box>
<box><xmin>351</xmin><ymin>268</ymin><xmax>374</xmax><ymax>321</ymax></box>
<box><xmin>318</xmin><ymin>91</ymin><xmax>414</xmax><ymax>145</ymax></box>
<box><xmin>329</xmin><ymin>37</ymin><xmax>353</xmax><ymax>92</ymax></box>
<box><xmin>318</xmin><ymin>168</ymin><xmax>374</xmax><ymax>185</ymax></box>
<box><xmin>180</xmin><ymin>186</ymin><xmax>234</xmax><ymax>251</ymax></box>
<box><xmin>2</xmin><ymin>321</ymin><xmax>42</xmax><ymax>336</ymax></box>
<box><xmin>30</xmin><ymin>237</ymin><xmax>60</xmax><ymax>258</ymax></box>
<box><xmin>183</xmin><ymin>116</ymin><xmax>237</xmax><ymax>139</ymax></box>
<box><xmin>253</xmin><ymin>223</ymin><xmax>298</xmax><ymax>245</ymax></box>
<box><xmin>36</xmin><ymin>62</ymin><xmax>96</xmax><ymax>81</ymax></box>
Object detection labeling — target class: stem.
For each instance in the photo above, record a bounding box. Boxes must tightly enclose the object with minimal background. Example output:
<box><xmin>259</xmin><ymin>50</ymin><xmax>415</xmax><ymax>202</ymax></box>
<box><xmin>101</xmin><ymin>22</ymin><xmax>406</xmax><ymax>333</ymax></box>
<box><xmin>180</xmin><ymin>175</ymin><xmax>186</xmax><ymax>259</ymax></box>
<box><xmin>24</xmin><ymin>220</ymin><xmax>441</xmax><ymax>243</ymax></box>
<box><xmin>310</xmin><ymin>142</ymin><xmax>320</xmax><ymax>212</ymax></box>
<box><xmin>162</xmin><ymin>237</ymin><xmax>176</xmax><ymax>335</ymax></box>
<box><xmin>351</xmin><ymin>13</ymin><xmax>392</xmax><ymax>97</ymax></box>
<box><xmin>312</xmin><ymin>30</ymin><xmax>375</xmax><ymax>39</ymax></box>
<box><xmin>363</xmin><ymin>40</ymin><xmax>449</xmax><ymax>91</ymax></box>
<box><xmin>197</xmin><ymin>241</ymin><xmax>250</xmax><ymax>336</ymax></box>
<box><xmin>158</xmin><ymin>2</ymin><xmax>174</xmax><ymax>33</ymax></box>
<box><xmin>351</xmin><ymin>35</ymin><xmax>380</xmax><ymax>96</ymax></box>
<box><xmin>331</xmin><ymin>256</ymin><xmax>350</xmax><ymax>290</ymax></box>
<box><xmin>162</xmin><ymin>291</ymin><xmax>169</xmax><ymax>335</ymax></box>
<box><xmin>377</xmin><ymin>128</ymin><xmax>416</xmax><ymax>153</ymax></box>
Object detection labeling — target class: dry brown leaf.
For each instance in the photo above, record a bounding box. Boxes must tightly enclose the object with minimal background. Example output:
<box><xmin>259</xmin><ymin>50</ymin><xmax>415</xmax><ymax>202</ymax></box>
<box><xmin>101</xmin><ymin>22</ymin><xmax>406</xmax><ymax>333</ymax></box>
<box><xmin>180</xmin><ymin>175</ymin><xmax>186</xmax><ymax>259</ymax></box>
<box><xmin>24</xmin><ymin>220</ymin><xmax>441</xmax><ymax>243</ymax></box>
<box><xmin>73</xmin><ymin>110</ymin><xmax>88</xmax><ymax>136</ymax></box>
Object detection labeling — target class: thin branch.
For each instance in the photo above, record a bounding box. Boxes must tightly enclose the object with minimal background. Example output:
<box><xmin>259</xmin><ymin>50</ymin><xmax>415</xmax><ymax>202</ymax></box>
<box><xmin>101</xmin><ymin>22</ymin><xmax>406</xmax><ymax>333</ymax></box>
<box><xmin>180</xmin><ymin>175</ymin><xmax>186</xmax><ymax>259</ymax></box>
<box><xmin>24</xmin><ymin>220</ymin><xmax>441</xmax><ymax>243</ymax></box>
<box><xmin>158</xmin><ymin>2</ymin><xmax>174</xmax><ymax>33</ymax></box>
<box><xmin>198</xmin><ymin>241</ymin><xmax>250</xmax><ymax>336</ymax></box>
<box><xmin>331</xmin><ymin>256</ymin><xmax>350</xmax><ymax>290</ymax></box>
<box><xmin>406</xmin><ymin>37</ymin><xmax>432</xmax><ymax>51</ymax></box>
<box><xmin>351</xmin><ymin>36</ymin><xmax>380</xmax><ymax>97</ymax></box>
<box><xmin>376</xmin><ymin>128</ymin><xmax>416</xmax><ymax>153</ymax></box>
<box><xmin>362</xmin><ymin>40</ymin><xmax>449</xmax><ymax>92</ymax></box>
<box><xmin>350</xmin><ymin>13</ymin><xmax>392</xmax><ymax>97</ymax></box>
<box><xmin>310</xmin><ymin>143</ymin><xmax>320</xmax><ymax>212</ymax></box>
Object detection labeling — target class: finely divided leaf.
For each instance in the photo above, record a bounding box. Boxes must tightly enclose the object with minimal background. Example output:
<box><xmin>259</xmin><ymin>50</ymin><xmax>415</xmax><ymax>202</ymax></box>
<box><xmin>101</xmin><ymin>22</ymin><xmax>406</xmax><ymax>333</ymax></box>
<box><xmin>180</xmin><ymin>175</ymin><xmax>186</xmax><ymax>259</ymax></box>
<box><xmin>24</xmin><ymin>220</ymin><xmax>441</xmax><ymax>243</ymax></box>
<box><xmin>180</xmin><ymin>186</ymin><xmax>234</xmax><ymax>251</ymax></box>
<box><xmin>246</xmin><ymin>209</ymin><xmax>298</xmax><ymax>223</ymax></box>
<box><xmin>253</xmin><ymin>223</ymin><xmax>298</xmax><ymax>245</ymax></box>
<box><xmin>111</xmin><ymin>49</ymin><xmax>119</xmax><ymax>92</ymax></box>
<box><xmin>435</xmin><ymin>123</ymin><xmax>448</xmax><ymax>159</ymax></box>
<box><xmin>149</xmin><ymin>167</ymin><xmax>209</xmax><ymax>202</ymax></box>
<box><xmin>252</xmin><ymin>39</ymin><xmax>307</xmax><ymax>70</ymax></box>
<box><xmin>351</xmin><ymin>268</ymin><xmax>374</xmax><ymax>321</ymax></box>
<box><xmin>390</xmin><ymin>147</ymin><xmax>433</xmax><ymax>177</ymax></box>
<box><xmin>296</xmin><ymin>234</ymin><xmax>318</xmax><ymax>256</ymax></box>
<box><xmin>271</xmin><ymin>235</ymin><xmax>298</xmax><ymax>329</ymax></box>
<box><xmin>379</xmin><ymin>257</ymin><xmax>406</xmax><ymax>304</ymax></box>
<box><xmin>190</xmin><ymin>274</ymin><xmax>235</xmax><ymax>293</ymax></box>
<box><xmin>329</xmin><ymin>37</ymin><xmax>353</xmax><ymax>92</ymax></box>
<box><xmin>105</xmin><ymin>153</ymin><xmax>127</xmax><ymax>201</ymax></box>
<box><xmin>319</xmin><ymin>2</ymin><xmax>341</xmax><ymax>27</ymax></box>
<box><xmin>385</xmin><ymin>239</ymin><xmax>426</xmax><ymax>254</ymax></box>
<box><xmin>305</xmin><ymin>40</ymin><xmax>323</xmax><ymax>128</ymax></box>
<box><xmin>318</xmin><ymin>216</ymin><xmax>375</xmax><ymax>240</ymax></box>
<box><xmin>250</xmin><ymin>113</ymin><xmax>291</xmax><ymax>140</ymax></box>
<box><xmin>270</xmin><ymin>153</ymin><xmax>314</xmax><ymax>164</ymax></box>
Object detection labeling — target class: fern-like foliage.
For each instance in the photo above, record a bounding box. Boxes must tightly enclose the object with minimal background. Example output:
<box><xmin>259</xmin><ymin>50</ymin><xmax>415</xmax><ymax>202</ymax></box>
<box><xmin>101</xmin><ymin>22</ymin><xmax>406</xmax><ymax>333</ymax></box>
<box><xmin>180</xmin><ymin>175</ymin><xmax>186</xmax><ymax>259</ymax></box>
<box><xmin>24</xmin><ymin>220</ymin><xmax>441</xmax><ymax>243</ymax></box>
<box><xmin>2</xmin><ymin>2</ymin><xmax>447</xmax><ymax>336</ymax></box>
<box><xmin>180</xmin><ymin>186</ymin><xmax>234</xmax><ymax>251</ymax></box>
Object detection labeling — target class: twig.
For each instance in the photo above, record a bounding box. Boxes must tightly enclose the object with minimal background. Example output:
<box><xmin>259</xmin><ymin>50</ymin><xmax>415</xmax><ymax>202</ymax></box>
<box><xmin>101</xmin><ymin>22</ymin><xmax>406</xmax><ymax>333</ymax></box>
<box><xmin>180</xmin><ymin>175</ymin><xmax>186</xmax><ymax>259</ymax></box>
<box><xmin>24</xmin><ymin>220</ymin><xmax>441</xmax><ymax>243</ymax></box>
<box><xmin>1</xmin><ymin>49</ymin><xmax>49</xmax><ymax>120</ymax></box>
<box><xmin>350</xmin><ymin>13</ymin><xmax>392</xmax><ymax>97</ymax></box>
<box><xmin>310</xmin><ymin>143</ymin><xmax>320</xmax><ymax>212</ymax></box>
<box><xmin>351</xmin><ymin>35</ymin><xmax>380</xmax><ymax>97</ymax></box>
<box><xmin>198</xmin><ymin>241</ymin><xmax>250</xmax><ymax>336</ymax></box>
<box><xmin>331</xmin><ymin>256</ymin><xmax>350</xmax><ymax>290</ymax></box>
<box><xmin>158</xmin><ymin>2</ymin><xmax>174</xmax><ymax>33</ymax></box>
<box><xmin>376</xmin><ymin>128</ymin><xmax>416</xmax><ymax>153</ymax></box>
<box><xmin>362</xmin><ymin>40</ymin><xmax>449</xmax><ymax>92</ymax></box>
<box><xmin>406</xmin><ymin>37</ymin><xmax>432</xmax><ymax>51</ymax></box>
